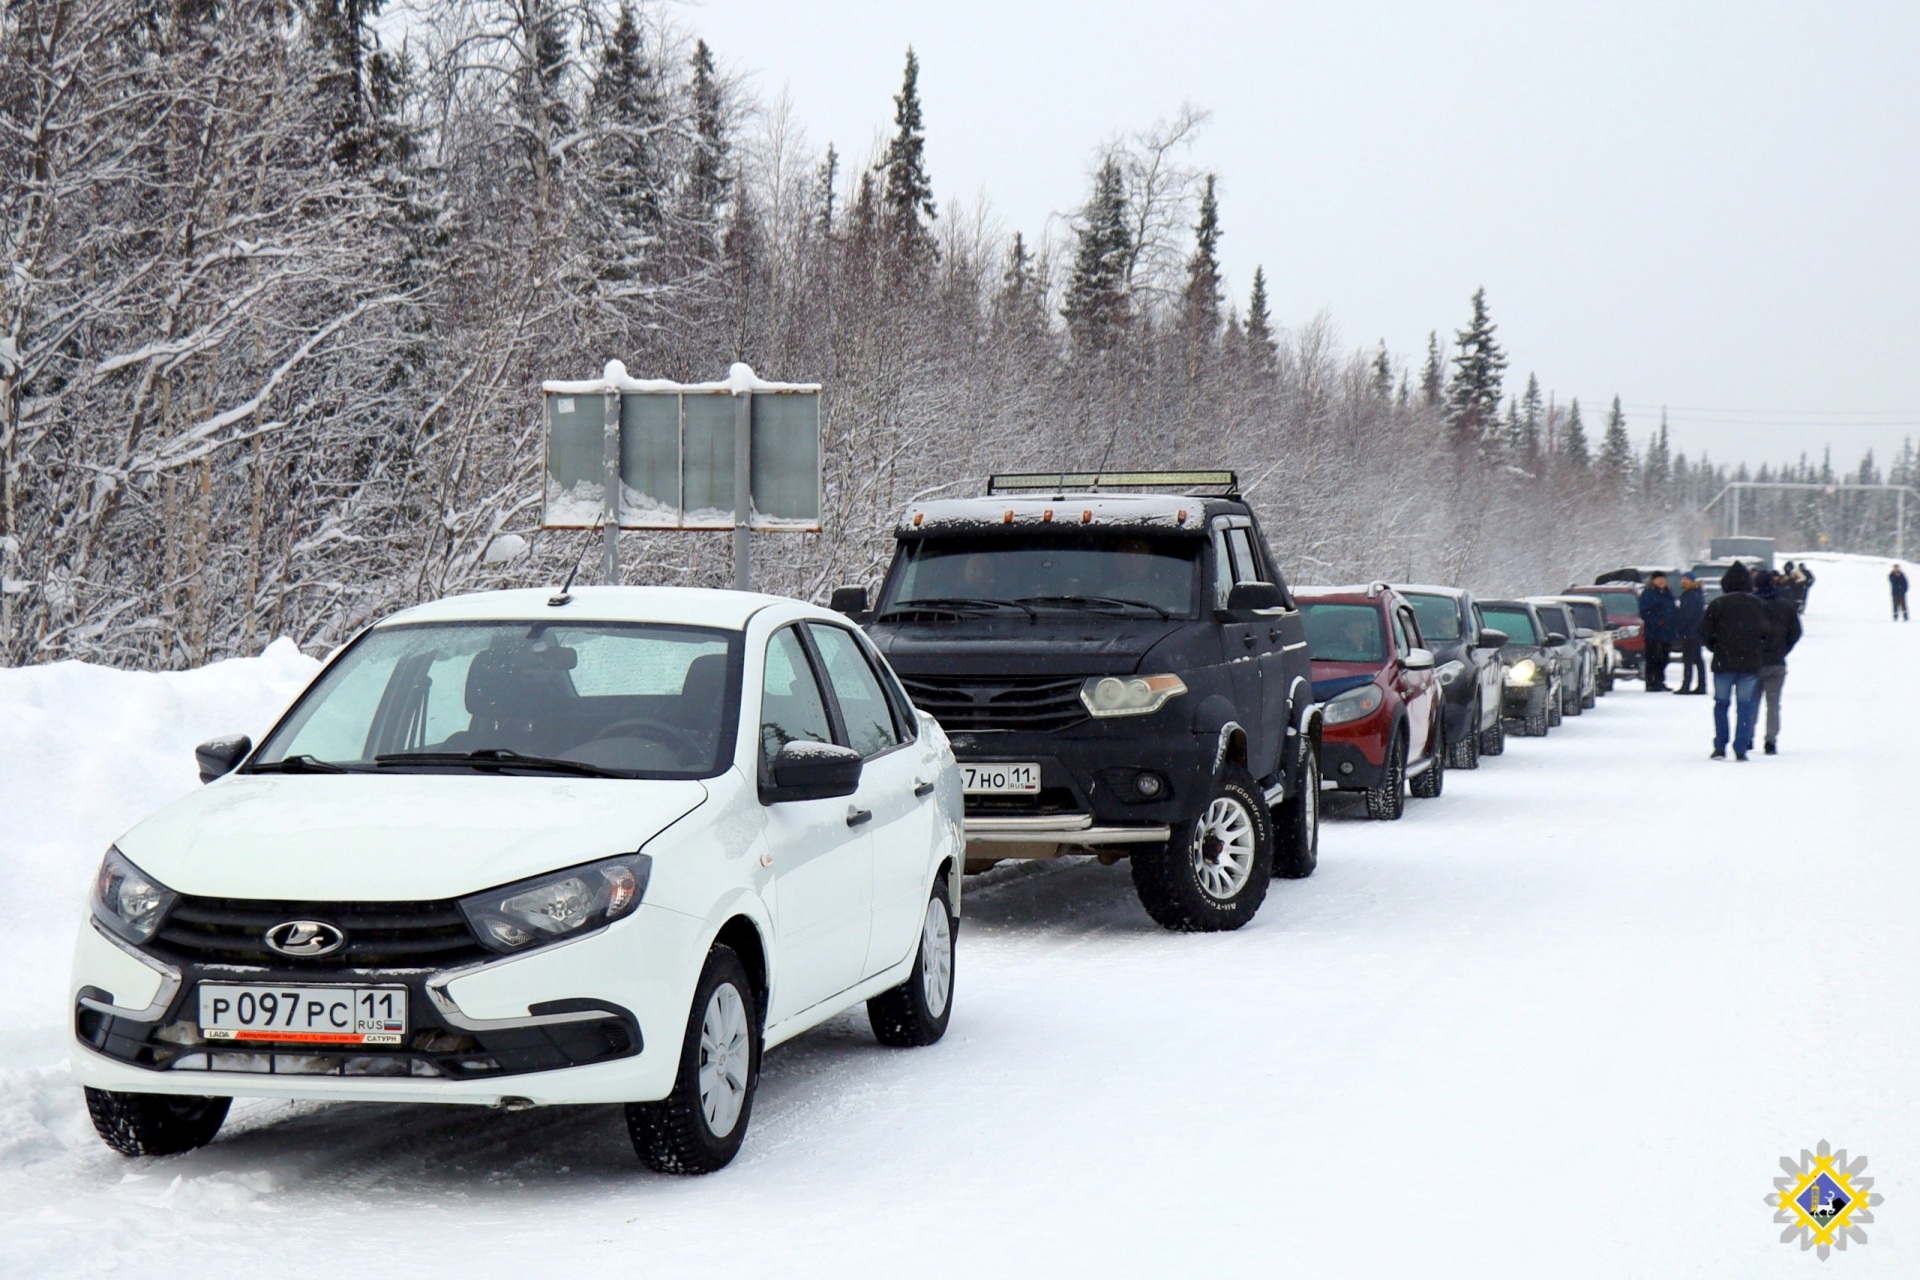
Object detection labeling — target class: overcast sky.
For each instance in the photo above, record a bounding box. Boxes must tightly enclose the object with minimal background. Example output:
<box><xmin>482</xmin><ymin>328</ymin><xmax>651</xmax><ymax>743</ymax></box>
<box><xmin>679</xmin><ymin>0</ymin><xmax>1920</xmax><ymax>471</ymax></box>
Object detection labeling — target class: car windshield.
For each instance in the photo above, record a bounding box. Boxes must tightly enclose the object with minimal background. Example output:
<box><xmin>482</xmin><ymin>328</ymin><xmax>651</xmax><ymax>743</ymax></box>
<box><xmin>252</xmin><ymin>622</ymin><xmax>741</xmax><ymax>778</ymax></box>
<box><xmin>1480</xmin><ymin>607</ymin><xmax>1538</xmax><ymax>645</ymax></box>
<box><xmin>1403</xmin><ymin>592</ymin><xmax>1462</xmax><ymax>642</ymax></box>
<box><xmin>1300</xmin><ymin>603</ymin><xmax>1388</xmax><ymax>663</ymax></box>
<box><xmin>882</xmin><ymin>533</ymin><xmax>1202</xmax><ymax>618</ymax></box>
<box><xmin>1593</xmin><ymin>591</ymin><xmax>1640</xmax><ymax>621</ymax></box>
<box><xmin>1563</xmin><ymin>601</ymin><xmax>1604</xmax><ymax>629</ymax></box>
<box><xmin>1533</xmin><ymin>606</ymin><xmax>1570</xmax><ymax>638</ymax></box>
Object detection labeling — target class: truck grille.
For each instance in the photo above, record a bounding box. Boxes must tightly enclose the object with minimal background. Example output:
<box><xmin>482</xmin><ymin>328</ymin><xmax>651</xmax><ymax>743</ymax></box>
<box><xmin>899</xmin><ymin>674</ymin><xmax>1089</xmax><ymax>732</ymax></box>
<box><xmin>153</xmin><ymin>896</ymin><xmax>489</xmax><ymax>969</ymax></box>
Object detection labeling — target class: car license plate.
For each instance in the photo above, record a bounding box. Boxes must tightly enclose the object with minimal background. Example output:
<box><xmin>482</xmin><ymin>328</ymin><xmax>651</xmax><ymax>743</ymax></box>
<box><xmin>961</xmin><ymin>762</ymin><xmax>1041</xmax><ymax>794</ymax></box>
<box><xmin>197</xmin><ymin>984</ymin><xmax>408</xmax><ymax>1046</ymax></box>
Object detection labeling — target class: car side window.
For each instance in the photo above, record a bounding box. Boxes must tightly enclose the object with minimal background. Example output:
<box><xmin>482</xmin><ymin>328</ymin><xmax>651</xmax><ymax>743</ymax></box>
<box><xmin>1395</xmin><ymin>608</ymin><xmax>1418</xmax><ymax>653</ymax></box>
<box><xmin>1210</xmin><ymin>529</ymin><xmax>1235</xmax><ymax>609</ymax></box>
<box><xmin>806</xmin><ymin>624</ymin><xmax>901</xmax><ymax>758</ymax></box>
<box><xmin>1226</xmin><ymin>529</ymin><xmax>1265</xmax><ymax>584</ymax></box>
<box><xmin>760</xmin><ymin>627</ymin><xmax>835</xmax><ymax>771</ymax></box>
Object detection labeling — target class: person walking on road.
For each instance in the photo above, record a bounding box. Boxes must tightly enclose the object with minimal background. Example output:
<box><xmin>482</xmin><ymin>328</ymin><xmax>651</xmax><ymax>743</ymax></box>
<box><xmin>1797</xmin><ymin>562</ymin><xmax>1816</xmax><ymax>613</ymax></box>
<box><xmin>1891</xmin><ymin>564</ymin><xmax>1909</xmax><ymax>621</ymax></box>
<box><xmin>1699</xmin><ymin>561</ymin><xmax>1772</xmax><ymax>762</ymax></box>
<box><xmin>1753</xmin><ymin>569</ymin><xmax>1802</xmax><ymax>756</ymax></box>
<box><xmin>1674</xmin><ymin>574</ymin><xmax>1708</xmax><ymax>693</ymax></box>
<box><xmin>1637</xmin><ymin>571</ymin><xmax>1678</xmax><ymax>691</ymax></box>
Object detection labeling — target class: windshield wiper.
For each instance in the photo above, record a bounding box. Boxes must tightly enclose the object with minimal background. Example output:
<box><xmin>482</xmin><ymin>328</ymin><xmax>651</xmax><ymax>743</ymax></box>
<box><xmin>876</xmin><ymin>596</ymin><xmax>1037</xmax><ymax>621</ymax></box>
<box><xmin>250</xmin><ymin>754</ymin><xmax>366</xmax><ymax>774</ymax></box>
<box><xmin>374</xmin><ymin>749</ymin><xmax>625</xmax><ymax>779</ymax></box>
<box><xmin>1014</xmin><ymin>595</ymin><xmax>1172</xmax><ymax>619</ymax></box>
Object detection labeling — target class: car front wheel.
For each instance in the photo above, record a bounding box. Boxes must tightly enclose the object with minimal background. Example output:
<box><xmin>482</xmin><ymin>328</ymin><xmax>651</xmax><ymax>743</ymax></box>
<box><xmin>627</xmin><ymin>945</ymin><xmax>760</xmax><ymax>1175</ymax></box>
<box><xmin>1365</xmin><ymin>727</ymin><xmax>1408</xmax><ymax>820</ymax></box>
<box><xmin>84</xmin><ymin>1088</ymin><xmax>230</xmax><ymax>1157</ymax></box>
<box><xmin>868</xmin><ymin>881</ymin><xmax>956</xmax><ymax>1047</ymax></box>
<box><xmin>1132</xmin><ymin>766</ymin><xmax>1274</xmax><ymax>930</ymax></box>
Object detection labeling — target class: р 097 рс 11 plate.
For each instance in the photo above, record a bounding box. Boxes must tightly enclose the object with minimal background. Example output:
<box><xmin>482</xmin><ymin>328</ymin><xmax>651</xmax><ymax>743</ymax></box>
<box><xmin>960</xmin><ymin>762</ymin><xmax>1041</xmax><ymax>793</ymax></box>
<box><xmin>197</xmin><ymin>984</ymin><xmax>409</xmax><ymax>1045</ymax></box>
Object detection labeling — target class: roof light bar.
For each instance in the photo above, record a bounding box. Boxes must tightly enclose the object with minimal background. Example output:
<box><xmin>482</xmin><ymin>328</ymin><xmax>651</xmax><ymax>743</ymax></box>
<box><xmin>986</xmin><ymin>470</ymin><xmax>1240</xmax><ymax>496</ymax></box>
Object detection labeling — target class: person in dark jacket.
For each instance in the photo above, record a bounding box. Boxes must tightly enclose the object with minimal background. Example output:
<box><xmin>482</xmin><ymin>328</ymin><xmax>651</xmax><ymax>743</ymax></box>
<box><xmin>1698</xmin><ymin>561</ymin><xmax>1772</xmax><ymax>761</ymax></box>
<box><xmin>1753</xmin><ymin>569</ymin><xmax>1802</xmax><ymax>754</ymax></box>
<box><xmin>1674</xmin><ymin>574</ymin><xmax>1707</xmax><ymax>694</ymax></box>
<box><xmin>1798</xmin><ymin>562</ymin><xmax>1815</xmax><ymax>613</ymax></box>
<box><xmin>1637</xmin><ymin>572</ymin><xmax>1678</xmax><ymax>690</ymax></box>
<box><xmin>1891</xmin><ymin>564</ymin><xmax>1909</xmax><ymax>621</ymax></box>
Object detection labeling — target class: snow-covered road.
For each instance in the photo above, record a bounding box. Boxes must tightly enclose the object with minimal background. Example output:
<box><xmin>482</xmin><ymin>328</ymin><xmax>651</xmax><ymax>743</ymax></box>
<box><xmin>3</xmin><ymin>555</ymin><xmax>1914</xmax><ymax>1277</ymax></box>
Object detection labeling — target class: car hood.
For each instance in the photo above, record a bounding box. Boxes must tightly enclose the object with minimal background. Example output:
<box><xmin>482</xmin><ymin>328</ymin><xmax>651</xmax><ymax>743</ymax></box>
<box><xmin>1308</xmin><ymin>660</ymin><xmax>1384</xmax><ymax>701</ymax></box>
<box><xmin>115</xmin><ymin>773</ymin><xmax>709</xmax><ymax>901</ymax></box>
<box><xmin>868</xmin><ymin>616</ymin><xmax>1190</xmax><ymax>676</ymax></box>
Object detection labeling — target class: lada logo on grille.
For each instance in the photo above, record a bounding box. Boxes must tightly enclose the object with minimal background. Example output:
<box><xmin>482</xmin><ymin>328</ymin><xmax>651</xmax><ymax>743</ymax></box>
<box><xmin>264</xmin><ymin>919</ymin><xmax>345</xmax><ymax>958</ymax></box>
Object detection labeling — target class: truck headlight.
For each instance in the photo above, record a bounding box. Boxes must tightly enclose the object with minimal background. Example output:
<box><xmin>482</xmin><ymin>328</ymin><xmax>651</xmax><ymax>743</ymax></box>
<box><xmin>1506</xmin><ymin>659</ymin><xmax>1538</xmax><ymax>687</ymax></box>
<box><xmin>1322</xmin><ymin>684</ymin><xmax>1385</xmax><ymax>725</ymax></box>
<box><xmin>460</xmin><ymin>854</ymin><xmax>651</xmax><ymax>954</ymax></box>
<box><xmin>92</xmin><ymin>846</ymin><xmax>177</xmax><ymax>945</ymax></box>
<box><xmin>1080</xmin><ymin>674</ymin><xmax>1187</xmax><ymax>718</ymax></box>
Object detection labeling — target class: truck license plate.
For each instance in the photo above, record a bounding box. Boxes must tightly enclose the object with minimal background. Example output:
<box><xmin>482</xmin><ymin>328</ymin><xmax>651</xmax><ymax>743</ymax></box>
<box><xmin>961</xmin><ymin>762</ymin><xmax>1041</xmax><ymax>794</ymax></box>
<box><xmin>197</xmin><ymin>984</ymin><xmax>408</xmax><ymax>1045</ymax></box>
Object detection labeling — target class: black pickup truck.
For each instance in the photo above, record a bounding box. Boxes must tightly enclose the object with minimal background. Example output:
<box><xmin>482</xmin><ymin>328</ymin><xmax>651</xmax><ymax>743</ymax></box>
<box><xmin>844</xmin><ymin>472</ymin><xmax>1323</xmax><ymax>932</ymax></box>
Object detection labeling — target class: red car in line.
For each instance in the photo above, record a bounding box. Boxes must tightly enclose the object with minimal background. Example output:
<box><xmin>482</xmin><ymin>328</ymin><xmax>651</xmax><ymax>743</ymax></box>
<box><xmin>1295</xmin><ymin>584</ymin><xmax>1445</xmax><ymax>820</ymax></box>
<box><xmin>1567</xmin><ymin>584</ymin><xmax>1645</xmax><ymax>679</ymax></box>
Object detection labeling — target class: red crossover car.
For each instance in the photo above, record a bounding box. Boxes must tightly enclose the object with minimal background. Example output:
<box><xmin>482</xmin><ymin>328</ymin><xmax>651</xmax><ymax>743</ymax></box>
<box><xmin>1295</xmin><ymin>585</ymin><xmax>1445</xmax><ymax>820</ymax></box>
<box><xmin>1567</xmin><ymin>584</ymin><xmax>1645</xmax><ymax>679</ymax></box>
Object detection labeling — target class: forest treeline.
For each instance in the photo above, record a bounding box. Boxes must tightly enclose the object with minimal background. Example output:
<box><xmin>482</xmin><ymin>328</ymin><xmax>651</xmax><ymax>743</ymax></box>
<box><xmin>4</xmin><ymin>0</ymin><xmax>1745</xmax><ymax>667</ymax></box>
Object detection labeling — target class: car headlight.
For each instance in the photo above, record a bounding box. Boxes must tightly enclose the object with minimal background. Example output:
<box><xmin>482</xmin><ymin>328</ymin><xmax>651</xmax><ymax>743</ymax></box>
<box><xmin>1506</xmin><ymin>659</ymin><xmax>1538</xmax><ymax>686</ymax></box>
<box><xmin>92</xmin><ymin>846</ymin><xmax>177</xmax><ymax>945</ymax></box>
<box><xmin>1436</xmin><ymin>660</ymin><xmax>1467</xmax><ymax>687</ymax></box>
<box><xmin>1080</xmin><ymin>674</ymin><xmax>1187</xmax><ymax>718</ymax></box>
<box><xmin>1322</xmin><ymin>684</ymin><xmax>1385</xmax><ymax>725</ymax></box>
<box><xmin>460</xmin><ymin>854</ymin><xmax>651</xmax><ymax>954</ymax></box>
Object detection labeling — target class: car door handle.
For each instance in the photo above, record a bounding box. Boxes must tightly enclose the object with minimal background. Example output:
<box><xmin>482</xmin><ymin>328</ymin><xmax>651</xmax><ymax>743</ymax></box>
<box><xmin>1268</xmin><ymin>628</ymin><xmax>1282</xmax><ymax>641</ymax></box>
<box><xmin>846</xmin><ymin>806</ymin><xmax>873</xmax><ymax>828</ymax></box>
<box><xmin>913</xmin><ymin>779</ymin><xmax>936</xmax><ymax>798</ymax></box>
<box><xmin>1242</xmin><ymin>632</ymin><xmax>1257</xmax><ymax>646</ymax></box>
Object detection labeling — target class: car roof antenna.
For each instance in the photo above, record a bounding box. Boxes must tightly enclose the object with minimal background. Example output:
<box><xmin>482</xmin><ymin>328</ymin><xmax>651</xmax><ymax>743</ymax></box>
<box><xmin>548</xmin><ymin>518</ymin><xmax>600</xmax><ymax>607</ymax></box>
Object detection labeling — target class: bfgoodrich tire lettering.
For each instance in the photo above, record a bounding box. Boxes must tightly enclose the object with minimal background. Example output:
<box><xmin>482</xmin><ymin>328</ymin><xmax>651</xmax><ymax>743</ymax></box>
<box><xmin>1131</xmin><ymin>766</ymin><xmax>1274</xmax><ymax>930</ymax></box>
<box><xmin>85</xmin><ymin>1087</ymin><xmax>230</xmax><ymax>1157</ymax></box>
<box><xmin>627</xmin><ymin>945</ymin><xmax>760</xmax><ymax>1175</ymax></box>
<box><xmin>867</xmin><ymin>880</ymin><xmax>956</xmax><ymax>1047</ymax></box>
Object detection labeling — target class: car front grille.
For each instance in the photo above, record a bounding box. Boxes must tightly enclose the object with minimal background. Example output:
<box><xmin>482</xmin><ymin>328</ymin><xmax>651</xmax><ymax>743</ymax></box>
<box><xmin>898</xmin><ymin>674</ymin><xmax>1089</xmax><ymax>732</ymax></box>
<box><xmin>153</xmin><ymin>895</ymin><xmax>489</xmax><ymax>969</ymax></box>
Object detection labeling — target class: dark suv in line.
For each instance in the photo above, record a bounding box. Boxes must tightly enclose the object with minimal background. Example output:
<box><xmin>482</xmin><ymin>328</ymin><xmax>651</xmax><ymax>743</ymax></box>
<box><xmin>848</xmin><ymin>472</ymin><xmax>1324</xmax><ymax>933</ymax></box>
<box><xmin>1395</xmin><ymin>585</ymin><xmax>1509</xmax><ymax>768</ymax></box>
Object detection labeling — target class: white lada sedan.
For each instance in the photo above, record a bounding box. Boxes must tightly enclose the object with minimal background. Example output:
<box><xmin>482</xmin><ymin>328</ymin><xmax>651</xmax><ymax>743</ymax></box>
<box><xmin>72</xmin><ymin>587</ymin><xmax>963</xmax><ymax>1173</ymax></box>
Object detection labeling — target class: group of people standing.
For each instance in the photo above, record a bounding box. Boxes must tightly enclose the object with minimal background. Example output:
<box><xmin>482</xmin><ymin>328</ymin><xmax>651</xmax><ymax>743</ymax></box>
<box><xmin>1638</xmin><ymin>563</ymin><xmax>1802</xmax><ymax>761</ymax></box>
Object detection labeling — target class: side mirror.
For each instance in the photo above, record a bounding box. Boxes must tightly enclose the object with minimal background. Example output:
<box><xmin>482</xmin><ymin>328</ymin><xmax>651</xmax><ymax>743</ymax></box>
<box><xmin>1403</xmin><ymin>647</ymin><xmax>1435</xmax><ymax>671</ymax></box>
<box><xmin>1224</xmin><ymin>581</ymin><xmax>1284</xmax><ymax>613</ymax></box>
<box><xmin>1476</xmin><ymin>628</ymin><xmax>1510</xmax><ymax>649</ymax></box>
<box><xmin>196</xmin><ymin>734</ymin><xmax>252</xmax><ymax>784</ymax></box>
<box><xmin>1575</xmin><ymin>627</ymin><xmax>1596</xmax><ymax>640</ymax></box>
<box><xmin>764</xmin><ymin>740</ymin><xmax>863</xmax><ymax>802</ymax></box>
<box><xmin>1546</xmin><ymin>631</ymin><xmax>1568</xmax><ymax>646</ymax></box>
<box><xmin>828</xmin><ymin>585</ymin><xmax>868</xmax><ymax>617</ymax></box>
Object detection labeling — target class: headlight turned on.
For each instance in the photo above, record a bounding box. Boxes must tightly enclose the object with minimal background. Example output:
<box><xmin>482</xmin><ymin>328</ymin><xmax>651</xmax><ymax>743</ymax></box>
<box><xmin>92</xmin><ymin>846</ymin><xmax>177</xmax><ymax>945</ymax></box>
<box><xmin>1079</xmin><ymin>674</ymin><xmax>1188</xmax><ymax>718</ymax></box>
<box><xmin>1322</xmin><ymin>683</ymin><xmax>1385</xmax><ymax>725</ymax></box>
<box><xmin>1505</xmin><ymin>659</ymin><xmax>1539</xmax><ymax>687</ymax></box>
<box><xmin>460</xmin><ymin>854</ymin><xmax>652</xmax><ymax>954</ymax></box>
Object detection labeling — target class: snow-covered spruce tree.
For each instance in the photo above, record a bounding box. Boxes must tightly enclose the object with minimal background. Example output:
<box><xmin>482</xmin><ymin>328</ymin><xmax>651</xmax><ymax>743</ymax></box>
<box><xmin>1061</xmin><ymin>157</ymin><xmax>1133</xmax><ymax>356</ymax></box>
<box><xmin>1598</xmin><ymin>395</ymin><xmax>1634</xmax><ymax>493</ymax></box>
<box><xmin>1519</xmin><ymin>373</ymin><xmax>1544</xmax><ymax>474</ymax></box>
<box><xmin>1177</xmin><ymin>174</ymin><xmax>1223</xmax><ymax>350</ymax></box>
<box><xmin>878</xmin><ymin>48</ymin><xmax>937</xmax><ymax>269</ymax></box>
<box><xmin>1420</xmin><ymin>332</ymin><xmax>1444</xmax><ymax>407</ymax></box>
<box><xmin>1446</xmin><ymin>286</ymin><xmax>1507</xmax><ymax>459</ymax></box>
<box><xmin>1561</xmin><ymin>398</ymin><xmax>1591</xmax><ymax>473</ymax></box>
<box><xmin>1243</xmin><ymin>267</ymin><xmax>1276</xmax><ymax>367</ymax></box>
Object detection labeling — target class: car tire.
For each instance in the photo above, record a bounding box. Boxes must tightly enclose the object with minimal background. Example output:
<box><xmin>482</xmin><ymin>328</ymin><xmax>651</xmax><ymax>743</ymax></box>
<box><xmin>84</xmin><ymin>1087</ymin><xmax>230</xmax><ymax>1157</ymax></box>
<box><xmin>1525</xmin><ymin>689</ymin><xmax>1550</xmax><ymax>737</ymax></box>
<box><xmin>1548</xmin><ymin>689</ymin><xmax>1563</xmax><ymax>727</ymax></box>
<box><xmin>1410</xmin><ymin>734</ymin><xmax>1444</xmax><ymax>798</ymax></box>
<box><xmin>1565</xmin><ymin>679</ymin><xmax>1585</xmax><ymax>716</ymax></box>
<box><xmin>1364</xmin><ymin>728</ymin><xmax>1408</xmax><ymax>820</ymax></box>
<box><xmin>1131</xmin><ymin>766</ymin><xmax>1275</xmax><ymax>930</ymax></box>
<box><xmin>1581</xmin><ymin>680</ymin><xmax>1597</xmax><ymax>710</ymax></box>
<box><xmin>1272</xmin><ymin>739</ymin><xmax>1320</xmax><ymax>881</ymax></box>
<box><xmin>627</xmin><ymin>945</ymin><xmax>760</xmax><ymax>1175</ymax></box>
<box><xmin>1447</xmin><ymin>722</ymin><xmax>1480</xmax><ymax>771</ymax></box>
<box><xmin>1479</xmin><ymin>715</ymin><xmax>1506</xmax><ymax>756</ymax></box>
<box><xmin>867</xmin><ymin>881</ymin><xmax>956</xmax><ymax>1048</ymax></box>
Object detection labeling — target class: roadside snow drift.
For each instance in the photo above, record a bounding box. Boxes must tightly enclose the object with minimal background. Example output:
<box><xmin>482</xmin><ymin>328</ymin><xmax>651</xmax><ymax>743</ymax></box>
<box><xmin>2</xmin><ymin>557</ymin><xmax>1916</xmax><ymax>1277</ymax></box>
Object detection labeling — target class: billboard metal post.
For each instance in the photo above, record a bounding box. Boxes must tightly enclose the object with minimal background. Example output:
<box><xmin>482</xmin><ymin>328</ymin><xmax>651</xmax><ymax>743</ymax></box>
<box><xmin>732</xmin><ymin>391</ymin><xmax>752</xmax><ymax>591</ymax></box>
<box><xmin>602</xmin><ymin>388</ymin><xmax>621</xmax><ymax>583</ymax></box>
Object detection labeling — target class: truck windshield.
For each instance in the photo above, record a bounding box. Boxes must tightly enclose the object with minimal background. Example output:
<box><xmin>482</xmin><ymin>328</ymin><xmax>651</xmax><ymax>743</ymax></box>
<box><xmin>882</xmin><ymin>534</ymin><xmax>1202</xmax><ymax>619</ymax></box>
<box><xmin>1300</xmin><ymin>603</ymin><xmax>1388</xmax><ymax>663</ymax></box>
<box><xmin>1479</xmin><ymin>607</ymin><xmax>1538</xmax><ymax>645</ymax></box>
<box><xmin>252</xmin><ymin>622</ymin><xmax>741</xmax><ymax>778</ymax></box>
<box><xmin>1402</xmin><ymin>592</ymin><xmax>1462</xmax><ymax>642</ymax></box>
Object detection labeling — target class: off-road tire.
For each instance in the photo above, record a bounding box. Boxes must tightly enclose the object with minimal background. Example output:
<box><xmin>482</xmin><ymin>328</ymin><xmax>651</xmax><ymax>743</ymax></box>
<box><xmin>627</xmin><ymin>945</ymin><xmax>760</xmax><ymax>1175</ymax></box>
<box><xmin>1131</xmin><ymin>766</ymin><xmax>1274</xmax><ymax>930</ymax></box>
<box><xmin>1272</xmin><ymin>739</ymin><xmax>1320</xmax><ymax>881</ymax></box>
<box><xmin>1365</xmin><ymin>728</ymin><xmax>1408</xmax><ymax>820</ymax></box>
<box><xmin>1479</xmin><ymin>716</ymin><xmax>1506</xmax><ymax>757</ymax></box>
<box><xmin>1410</xmin><ymin>735</ymin><xmax>1445</xmax><ymax>798</ymax></box>
<box><xmin>84</xmin><ymin>1088</ymin><xmax>230</xmax><ymax>1157</ymax></box>
<box><xmin>868</xmin><ymin>881</ymin><xmax>956</xmax><ymax>1048</ymax></box>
